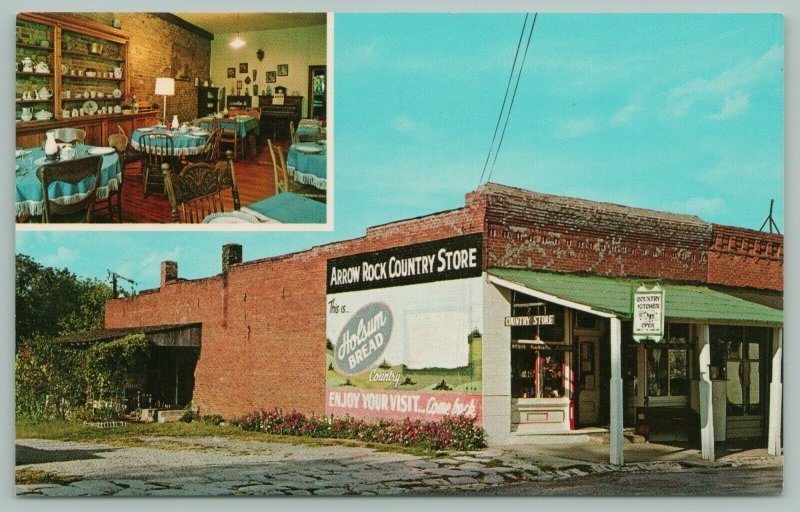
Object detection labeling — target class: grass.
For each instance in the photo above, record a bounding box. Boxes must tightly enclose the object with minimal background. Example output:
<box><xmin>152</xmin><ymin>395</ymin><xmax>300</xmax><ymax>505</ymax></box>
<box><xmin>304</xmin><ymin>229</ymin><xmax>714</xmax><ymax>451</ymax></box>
<box><xmin>16</xmin><ymin>418</ymin><xmax>441</xmax><ymax>457</ymax></box>
<box><xmin>16</xmin><ymin>469</ymin><xmax>78</xmax><ymax>485</ymax></box>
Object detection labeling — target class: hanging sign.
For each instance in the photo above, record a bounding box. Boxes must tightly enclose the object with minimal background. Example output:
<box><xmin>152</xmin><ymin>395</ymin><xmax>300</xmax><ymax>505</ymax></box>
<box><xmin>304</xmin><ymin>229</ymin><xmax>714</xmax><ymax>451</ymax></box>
<box><xmin>632</xmin><ymin>283</ymin><xmax>664</xmax><ymax>342</ymax></box>
<box><xmin>504</xmin><ymin>314</ymin><xmax>555</xmax><ymax>327</ymax></box>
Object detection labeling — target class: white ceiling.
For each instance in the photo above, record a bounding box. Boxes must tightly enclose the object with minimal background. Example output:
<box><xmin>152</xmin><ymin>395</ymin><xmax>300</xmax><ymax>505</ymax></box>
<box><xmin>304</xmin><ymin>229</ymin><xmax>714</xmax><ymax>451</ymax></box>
<box><xmin>174</xmin><ymin>13</ymin><xmax>326</xmax><ymax>35</ymax></box>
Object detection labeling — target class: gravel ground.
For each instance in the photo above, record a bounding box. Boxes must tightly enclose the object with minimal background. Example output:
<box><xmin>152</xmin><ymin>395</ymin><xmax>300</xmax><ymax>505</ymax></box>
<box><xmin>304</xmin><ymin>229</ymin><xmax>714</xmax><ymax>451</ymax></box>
<box><xmin>15</xmin><ymin>436</ymin><xmax>783</xmax><ymax>497</ymax></box>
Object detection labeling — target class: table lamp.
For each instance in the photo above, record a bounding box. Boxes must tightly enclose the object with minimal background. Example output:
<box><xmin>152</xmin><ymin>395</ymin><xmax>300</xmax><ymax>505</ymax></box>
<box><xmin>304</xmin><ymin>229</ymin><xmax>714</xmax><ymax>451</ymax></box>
<box><xmin>154</xmin><ymin>77</ymin><xmax>175</xmax><ymax>124</ymax></box>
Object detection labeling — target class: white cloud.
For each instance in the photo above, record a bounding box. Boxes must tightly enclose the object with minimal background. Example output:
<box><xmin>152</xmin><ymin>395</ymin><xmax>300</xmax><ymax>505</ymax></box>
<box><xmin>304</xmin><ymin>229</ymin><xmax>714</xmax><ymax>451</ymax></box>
<box><xmin>611</xmin><ymin>101</ymin><xmax>641</xmax><ymax>125</ymax></box>
<box><xmin>554</xmin><ymin>118</ymin><xmax>595</xmax><ymax>139</ymax></box>
<box><xmin>708</xmin><ymin>92</ymin><xmax>750</xmax><ymax>120</ymax></box>
<box><xmin>141</xmin><ymin>248</ymin><xmax>182</xmax><ymax>269</ymax></box>
<box><xmin>665</xmin><ymin>44</ymin><xmax>782</xmax><ymax>118</ymax></box>
<box><xmin>39</xmin><ymin>246</ymin><xmax>80</xmax><ymax>268</ymax></box>
<box><xmin>669</xmin><ymin>196</ymin><xmax>726</xmax><ymax>216</ymax></box>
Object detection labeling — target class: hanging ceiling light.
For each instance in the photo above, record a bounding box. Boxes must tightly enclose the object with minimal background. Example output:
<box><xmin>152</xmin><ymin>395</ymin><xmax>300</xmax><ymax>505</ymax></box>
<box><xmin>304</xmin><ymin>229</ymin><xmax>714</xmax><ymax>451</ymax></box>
<box><xmin>229</xmin><ymin>14</ymin><xmax>246</xmax><ymax>49</ymax></box>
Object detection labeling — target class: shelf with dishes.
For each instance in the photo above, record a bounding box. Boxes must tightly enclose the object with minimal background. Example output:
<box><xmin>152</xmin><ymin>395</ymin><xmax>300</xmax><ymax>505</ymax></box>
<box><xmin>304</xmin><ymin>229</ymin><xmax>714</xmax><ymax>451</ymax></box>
<box><xmin>17</xmin><ymin>41</ymin><xmax>54</xmax><ymax>52</ymax></box>
<box><xmin>62</xmin><ymin>74</ymin><xmax>124</xmax><ymax>82</ymax></box>
<box><xmin>61</xmin><ymin>49</ymin><xmax>125</xmax><ymax>62</ymax></box>
<box><xmin>16</xmin><ymin>71</ymin><xmax>54</xmax><ymax>77</ymax></box>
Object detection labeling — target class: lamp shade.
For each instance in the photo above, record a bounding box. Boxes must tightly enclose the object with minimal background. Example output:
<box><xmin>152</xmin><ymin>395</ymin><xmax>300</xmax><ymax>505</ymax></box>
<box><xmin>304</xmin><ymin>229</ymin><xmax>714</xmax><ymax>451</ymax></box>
<box><xmin>154</xmin><ymin>77</ymin><xmax>175</xmax><ymax>96</ymax></box>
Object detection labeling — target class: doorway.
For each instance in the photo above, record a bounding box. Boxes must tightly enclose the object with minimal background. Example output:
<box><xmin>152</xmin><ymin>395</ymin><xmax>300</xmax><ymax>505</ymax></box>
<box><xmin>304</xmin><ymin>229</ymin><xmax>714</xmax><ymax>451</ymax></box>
<box><xmin>307</xmin><ymin>65</ymin><xmax>326</xmax><ymax>119</ymax></box>
<box><xmin>576</xmin><ymin>335</ymin><xmax>601</xmax><ymax>426</ymax></box>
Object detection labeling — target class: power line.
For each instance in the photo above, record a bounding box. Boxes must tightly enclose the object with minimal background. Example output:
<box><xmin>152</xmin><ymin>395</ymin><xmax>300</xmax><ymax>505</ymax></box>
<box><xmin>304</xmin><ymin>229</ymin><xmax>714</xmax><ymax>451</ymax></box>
<box><xmin>486</xmin><ymin>12</ymin><xmax>538</xmax><ymax>185</ymax></box>
<box><xmin>477</xmin><ymin>14</ymin><xmax>530</xmax><ymax>187</ymax></box>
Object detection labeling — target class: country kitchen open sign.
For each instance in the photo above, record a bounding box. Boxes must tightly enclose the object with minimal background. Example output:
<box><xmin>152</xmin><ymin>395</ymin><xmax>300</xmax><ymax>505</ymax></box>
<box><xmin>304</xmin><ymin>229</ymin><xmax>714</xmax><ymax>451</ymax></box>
<box><xmin>334</xmin><ymin>302</ymin><xmax>394</xmax><ymax>376</ymax></box>
<box><xmin>632</xmin><ymin>283</ymin><xmax>665</xmax><ymax>343</ymax></box>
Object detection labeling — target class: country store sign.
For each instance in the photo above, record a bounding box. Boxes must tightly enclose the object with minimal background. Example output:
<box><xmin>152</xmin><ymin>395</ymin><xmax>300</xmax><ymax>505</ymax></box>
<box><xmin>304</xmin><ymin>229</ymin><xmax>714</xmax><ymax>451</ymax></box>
<box><xmin>326</xmin><ymin>233</ymin><xmax>483</xmax><ymax>293</ymax></box>
<box><xmin>632</xmin><ymin>283</ymin><xmax>665</xmax><ymax>342</ymax></box>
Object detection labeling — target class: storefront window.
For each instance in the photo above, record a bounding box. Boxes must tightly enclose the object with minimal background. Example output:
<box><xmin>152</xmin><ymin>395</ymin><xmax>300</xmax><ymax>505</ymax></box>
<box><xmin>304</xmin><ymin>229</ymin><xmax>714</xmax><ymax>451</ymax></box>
<box><xmin>644</xmin><ymin>323</ymin><xmax>690</xmax><ymax>398</ymax></box>
<box><xmin>511</xmin><ymin>346</ymin><xmax>566</xmax><ymax>399</ymax></box>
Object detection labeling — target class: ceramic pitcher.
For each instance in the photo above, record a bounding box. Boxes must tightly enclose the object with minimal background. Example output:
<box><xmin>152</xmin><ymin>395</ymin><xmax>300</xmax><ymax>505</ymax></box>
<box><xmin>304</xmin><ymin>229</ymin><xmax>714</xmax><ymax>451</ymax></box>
<box><xmin>44</xmin><ymin>131</ymin><xmax>59</xmax><ymax>160</ymax></box>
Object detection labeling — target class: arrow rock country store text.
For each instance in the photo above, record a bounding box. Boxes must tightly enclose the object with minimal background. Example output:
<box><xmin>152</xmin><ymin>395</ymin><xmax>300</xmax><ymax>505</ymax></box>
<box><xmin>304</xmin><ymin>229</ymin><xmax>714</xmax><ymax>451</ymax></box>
<box><xmin>81</xmin><ymin>184</ymin><xmax>783</xmax><ymax>463</ymax></box>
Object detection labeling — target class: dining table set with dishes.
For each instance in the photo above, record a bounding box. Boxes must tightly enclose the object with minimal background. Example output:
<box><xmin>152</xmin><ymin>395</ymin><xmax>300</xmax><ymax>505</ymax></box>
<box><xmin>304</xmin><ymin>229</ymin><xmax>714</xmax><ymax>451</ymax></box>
<box><xmin>15</xmin><ymin>143</ymin><xmax>121</xmax><ymax>219</ymax></box>
<box><xmin>198</xmin><ymin>114</ymin><xmax>260</xmax><ymax>140</ymax></box>
<box><xmin>130</xmin><ymin>123</ymin><xmax>211</xmax><ymax>157</ymax></box>
<box><xmin>287</xmin><ymin>139</ymin><xmax>327</xmax><ymax>191</ymax></box>
<box><xmin>295</xmin><ymin>118</ymin><xmax>326</xmax><ymax>142</ymax></box>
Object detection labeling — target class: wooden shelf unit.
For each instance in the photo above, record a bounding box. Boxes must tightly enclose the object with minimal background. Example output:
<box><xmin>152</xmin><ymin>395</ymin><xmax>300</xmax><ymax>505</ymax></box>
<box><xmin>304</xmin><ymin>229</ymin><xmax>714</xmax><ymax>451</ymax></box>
<box><xmin>16</xmin><ymin>13</ymin><xmax>130</xmax><ymax>127</ymax></box>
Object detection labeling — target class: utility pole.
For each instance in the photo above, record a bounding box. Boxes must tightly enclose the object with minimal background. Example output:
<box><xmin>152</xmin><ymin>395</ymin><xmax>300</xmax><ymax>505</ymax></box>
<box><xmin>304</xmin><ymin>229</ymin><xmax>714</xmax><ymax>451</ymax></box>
<box><xmin>758</xmin><ymin>199</ymin><xmax>781</xmax><ymax>234</ymax></box>
<box><xmin>107</xmin><ymin>270</ymin><xmax>137</xmax><ymax>298</ymax></box>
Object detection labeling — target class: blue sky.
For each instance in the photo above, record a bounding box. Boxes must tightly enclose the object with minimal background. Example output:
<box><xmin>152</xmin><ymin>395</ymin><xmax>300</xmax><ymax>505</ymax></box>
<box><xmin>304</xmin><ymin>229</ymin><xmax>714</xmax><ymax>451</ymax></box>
<box><xmin>16</xmin><ymin>13</ymin><xmax>785</xmax><ymax>290</ymax></box>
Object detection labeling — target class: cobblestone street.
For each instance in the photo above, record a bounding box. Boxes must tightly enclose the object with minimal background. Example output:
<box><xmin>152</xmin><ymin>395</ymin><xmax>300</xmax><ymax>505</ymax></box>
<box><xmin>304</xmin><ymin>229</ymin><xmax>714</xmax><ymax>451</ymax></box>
<box><xmin>15</xmin><ymin>437</ymin><xmax>783</xmax><ymax>496</ymax></box>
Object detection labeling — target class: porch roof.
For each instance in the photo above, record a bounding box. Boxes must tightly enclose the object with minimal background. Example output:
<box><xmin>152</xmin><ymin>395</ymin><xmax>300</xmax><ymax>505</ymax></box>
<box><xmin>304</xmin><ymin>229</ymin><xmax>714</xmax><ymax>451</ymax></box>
<box><xmin>58</xmin><ymin>323</ymin><xmax>202</xmax><ymax>347</ymax></box>
<box><xmin>488</xmin><ymin>268</ymin><xmax>783</xmax><ymax>325</ymax></box>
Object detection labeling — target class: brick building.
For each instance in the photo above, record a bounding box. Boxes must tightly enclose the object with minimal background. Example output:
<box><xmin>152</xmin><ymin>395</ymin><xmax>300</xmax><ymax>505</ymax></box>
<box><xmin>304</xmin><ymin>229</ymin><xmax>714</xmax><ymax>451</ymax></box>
<box><xmin>99</xmin><ymin>183</ymin><xmax>783</xmax><ymax>463</ymax></box>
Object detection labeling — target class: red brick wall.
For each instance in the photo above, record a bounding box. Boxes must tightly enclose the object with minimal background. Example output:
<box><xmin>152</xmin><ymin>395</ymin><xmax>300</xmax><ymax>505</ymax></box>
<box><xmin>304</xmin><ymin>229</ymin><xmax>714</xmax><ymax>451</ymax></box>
<box><xmin>707</xmin><ymin>224</ymin><xmax>783</xmax><ymax>291</ymax></box>
<box><xmin>105</xmin><ymin>201</ymin><xmax>485</xmax><ymax>419</ymax></box>
<box><xmin>480</xmin><ymin>184</ymin><xmax>712</xmax><ymax>281</ymax></box>
<box><xmin>74</xmin><ymin>13</ymin><xmax>210</xmax><ymax>122</ymax></box>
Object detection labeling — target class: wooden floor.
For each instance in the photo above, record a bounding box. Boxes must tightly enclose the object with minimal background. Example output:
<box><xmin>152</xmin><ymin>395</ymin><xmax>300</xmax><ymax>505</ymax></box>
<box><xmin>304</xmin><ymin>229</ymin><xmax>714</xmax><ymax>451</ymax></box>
<box><xmin>89</xmin><ymin>137</ymin><xmax>322</xmax><ymax>224</ymax></box>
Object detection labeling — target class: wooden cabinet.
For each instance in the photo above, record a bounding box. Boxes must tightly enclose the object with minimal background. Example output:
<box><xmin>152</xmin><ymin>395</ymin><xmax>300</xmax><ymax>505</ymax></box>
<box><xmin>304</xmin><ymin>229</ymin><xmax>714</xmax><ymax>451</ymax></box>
<box><xmin>16</xmin><ymin>13</ymin><xmax>130</xmax><ymax>130</ymax></box>
<box><xmin>197</xmin><ymin>86</ymin><xmax>221</xmax><ymax>117</ymax></box>
<box><xmin>226</xmin><ymin>95</ymin><xmax>252</xmax><ymax>109</ymax></box>
<box><xmin>16</xmin><ymin>111</ymin><xmax>159</xmax><ymax>148</ymax></box>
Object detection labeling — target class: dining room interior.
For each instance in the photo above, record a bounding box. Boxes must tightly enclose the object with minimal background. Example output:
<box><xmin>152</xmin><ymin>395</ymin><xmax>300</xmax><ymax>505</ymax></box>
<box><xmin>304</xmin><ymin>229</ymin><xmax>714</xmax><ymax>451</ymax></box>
<box><xmin>15</xmin><ymin>12</ymin><xmax>328</xmax><ymax>224</ymax></box>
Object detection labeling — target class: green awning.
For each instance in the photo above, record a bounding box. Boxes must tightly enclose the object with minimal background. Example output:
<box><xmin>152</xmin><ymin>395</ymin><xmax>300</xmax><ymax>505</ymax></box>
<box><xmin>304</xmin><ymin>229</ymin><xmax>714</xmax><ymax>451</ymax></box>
<box><xmin>489</xmin><ymin>268</ymin><xmax>783</xmax><ymax>325</ymax></box>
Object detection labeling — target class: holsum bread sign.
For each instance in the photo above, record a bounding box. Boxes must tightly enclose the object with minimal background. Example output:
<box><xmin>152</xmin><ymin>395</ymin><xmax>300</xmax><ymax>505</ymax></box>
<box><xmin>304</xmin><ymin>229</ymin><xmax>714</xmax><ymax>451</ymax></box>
<box><xmin>334</xmin><ymin>302</ymin><xmax>394</xmax><ymax>376</ymax></box>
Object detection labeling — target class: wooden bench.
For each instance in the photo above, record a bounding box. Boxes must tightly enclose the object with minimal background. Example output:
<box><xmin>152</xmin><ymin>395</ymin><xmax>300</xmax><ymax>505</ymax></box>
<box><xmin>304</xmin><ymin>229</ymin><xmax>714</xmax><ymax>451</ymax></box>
<box><xmin>635</xmin><ymin>406</ymin><xmax>698</xmax><ymax>442</ymax></box>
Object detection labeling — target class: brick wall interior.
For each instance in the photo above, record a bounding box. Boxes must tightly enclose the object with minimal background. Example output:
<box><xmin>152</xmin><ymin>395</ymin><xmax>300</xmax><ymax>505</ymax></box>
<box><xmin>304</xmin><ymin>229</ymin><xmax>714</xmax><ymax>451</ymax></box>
<box><xmin>74</xmin><ymin>13</ymin><xmax>210</xmax><ymax>122</ymax></box>
<box><xmin>105</xmin><ymin>185</ymin><xmax>782</xmax><ymax>419</ymax></box>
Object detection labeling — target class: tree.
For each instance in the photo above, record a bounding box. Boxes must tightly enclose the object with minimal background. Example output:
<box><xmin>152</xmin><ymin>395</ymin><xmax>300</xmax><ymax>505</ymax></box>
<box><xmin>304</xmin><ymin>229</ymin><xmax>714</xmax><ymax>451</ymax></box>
<box><xmin>15</xmin><ymin>254</ymin><xmax>113</xmax><ymax>345</ymax></box>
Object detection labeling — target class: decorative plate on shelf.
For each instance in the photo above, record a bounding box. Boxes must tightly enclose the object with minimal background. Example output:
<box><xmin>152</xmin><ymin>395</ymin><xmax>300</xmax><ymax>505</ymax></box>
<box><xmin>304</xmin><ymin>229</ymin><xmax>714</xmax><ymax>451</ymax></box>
<box><xmin>82</xmin><ymin>100</ymin><xmax>98</xmax><ymax>115</ymax></box>
<box><xmin>202</xmin><ymin>211</ymin><xmax>261</xmax><ymax>224</ymax></box>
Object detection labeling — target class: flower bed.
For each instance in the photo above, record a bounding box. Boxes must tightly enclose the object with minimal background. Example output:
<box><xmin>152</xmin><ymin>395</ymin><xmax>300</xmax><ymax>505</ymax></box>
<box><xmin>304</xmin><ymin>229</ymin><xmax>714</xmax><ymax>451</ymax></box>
<box><xmin>231</xmin><ymin>409</ymin><xmax>486</xmax><ymax>451</ymax></box>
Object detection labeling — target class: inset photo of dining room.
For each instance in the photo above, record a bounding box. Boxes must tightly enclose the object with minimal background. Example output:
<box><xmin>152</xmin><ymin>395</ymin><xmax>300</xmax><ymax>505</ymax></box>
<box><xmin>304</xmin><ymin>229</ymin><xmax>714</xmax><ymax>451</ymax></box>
<box><xmin>15</xmin><ymin>12</ymin><xmax>329</xmax><ymax>225</ymax></box>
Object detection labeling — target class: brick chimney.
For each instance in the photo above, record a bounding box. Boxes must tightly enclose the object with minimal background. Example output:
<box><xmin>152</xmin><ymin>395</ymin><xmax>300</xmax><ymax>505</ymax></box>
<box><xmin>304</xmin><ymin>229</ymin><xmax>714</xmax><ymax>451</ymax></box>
<box><xmin>222</xmin><ymin>244</ymin><xmax>243</xmax><ymax>275</ymax></box>
<box><xmin>161</xmin><ymin>261</ymin><xmax>178</xmax><ymax>288</ymax></box>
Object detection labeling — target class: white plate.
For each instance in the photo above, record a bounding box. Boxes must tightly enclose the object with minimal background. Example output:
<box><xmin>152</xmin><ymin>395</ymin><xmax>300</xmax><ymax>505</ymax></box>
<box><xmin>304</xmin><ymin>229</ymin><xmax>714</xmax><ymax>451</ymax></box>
<box><xmin>82</xmin><ymin>100</ymin><xmax>98</xmax><ymax>115</ymax></box>
<box><xmin>89</xmin><ymin>146</ymin><xmax>116</xmax><ymax>155</ymax></box>
<box><xmin>191</xmin><ymin>130</ymin><xmax>209</xmax><ymax>136</ymax></box>
<box><xmin>137</xmin><ymin>127</ymin><xmax>154</xmax><ymax>132</ymax></box>
<box><xmin>202</xmin><ymin>211</ymin><xmax>261</xmax><ymax>224</ymax></box>
<box><xmin>15</xmin><ymin>149</ymin><xmax>30</xmax><ymax>158</ymax></box>
<box><xmin>294</xmin><ymin>144</ymin><xmax>323</xmax><ymax>154</ymax></box>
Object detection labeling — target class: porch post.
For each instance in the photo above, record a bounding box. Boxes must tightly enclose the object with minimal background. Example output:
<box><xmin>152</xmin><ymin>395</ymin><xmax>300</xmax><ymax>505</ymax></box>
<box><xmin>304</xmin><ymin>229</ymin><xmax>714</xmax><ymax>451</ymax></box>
<box><xmin>609</xmin><ymin>317</ymin><xmax>624</xmax><ymax>465</ymax></box>
<box><xmin>768</xmin><ymin>327</ymin><xmax>783</xmax><ymax>456</ymax></box>
<box><xmin>698</xmin><ymin>324</ymin><xmax>715</xmax><ymax>461</ymax></box>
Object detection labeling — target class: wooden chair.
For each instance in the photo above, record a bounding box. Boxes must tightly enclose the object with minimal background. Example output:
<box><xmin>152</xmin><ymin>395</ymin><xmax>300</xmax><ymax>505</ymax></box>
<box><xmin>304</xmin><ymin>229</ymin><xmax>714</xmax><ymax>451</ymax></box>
<box><xmin>93</xmin><ymin>132</ymin><xmax>128</xmax><ymax>222</ymax></box>
<box><xmin>163</xmin><ymin>150</ymin><xmax>240</xmax><ymax>223</ymax></box>
<box><xmin>36</xmin><ymin>155</ymin><xmax>103</xmax><ymax>223</ymax></box>
<box><xmin>187</xmin><ymin>127</ymin><xmax>222</xmax><ymax>164</ymax></box>
<box><xmin>52</xmin><ymin>127</ymin><xmax>87</xmax><ymax>144</ymax></box>
<box><xmin>139</xmin><ymin>133</ymin><xmax>176</xmax><ymax>197</ymax></box>
<box><xmin>245</xmin><ymin>139</ymin><xmax>325</xmax><ymax>224</ymax></box>
<box><xmin>268</xmin><ymin>138</ymin><xmax>326</xmax><ymax>202</ymax></box>
<box><xmin>219</xmin><ymin>122</ymin><xmax>244</xmax><ymax>161</ymax></box>
<box><xmin>117</xmin><ymin>124</ymin><xmax>144</xmax><ymax>168</ymax></box>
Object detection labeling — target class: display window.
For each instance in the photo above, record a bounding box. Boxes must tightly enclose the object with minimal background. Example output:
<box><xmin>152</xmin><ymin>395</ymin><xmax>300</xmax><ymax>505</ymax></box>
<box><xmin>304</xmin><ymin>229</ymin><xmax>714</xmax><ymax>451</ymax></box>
<box><xmin>511</xmin><ymin>346</ymin><xmax>565</xmax><ymax>398</ymax></box>
<box><xmin>643</xmin><ymin>323</ymin><xmax>691</xmax><ymax>398</ymax></box>
<box><xmin>710</xmin><ymin>325</ymin><xmax>769</xmax><ymax>415</ymax></box>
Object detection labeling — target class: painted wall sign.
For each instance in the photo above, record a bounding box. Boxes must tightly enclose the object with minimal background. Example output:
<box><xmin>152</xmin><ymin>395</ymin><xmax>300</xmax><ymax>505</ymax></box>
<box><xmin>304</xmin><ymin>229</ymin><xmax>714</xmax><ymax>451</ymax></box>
<box><xmin>504</xmin><ymin>314</ymin><xmax>555</xmax><ymax>326</ymax></box>
<box><xmin>326</xmin><ymin>388</ymin><xmax>482</xmax><ymax>423</ymax></box>
<box><xmin>333</xmin><ymin>302</ymin><xmax>394</xmax><ymax>376</ymax></box>
<box><xmin>632</xmin><ymin>283</ymin><xmax>665</xmax><ymax>342</ymax></box>
<box><xmin>326</xmin><ymin>234</ymin><xmax>482</xmax><ymax>293</ymax></box>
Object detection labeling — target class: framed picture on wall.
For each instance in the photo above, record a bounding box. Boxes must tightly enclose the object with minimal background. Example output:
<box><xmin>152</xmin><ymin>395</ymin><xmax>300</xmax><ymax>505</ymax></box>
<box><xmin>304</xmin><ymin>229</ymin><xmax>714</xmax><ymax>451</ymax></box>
<box><xmin>266</xmin><ymin>71</ymin><xmax>276</xmax><ymax>83</ymax></box>
<box><xmin>236</xmin><ymin>80</ymin><xmax>243</xmax><ymax>90</ymax></box>
<box><xmin>277</xmin><ymin>64</ymin><xmax>288</xmax><ymax>76</ymax></box>
<box><xmin>239</xmin><ymin>62</ymin><xmax>248</xmax><ymax>74</ymax></box>
<box><xmin>171</xmin><ymin>43</ymin><xmax>191</xmax><ymax>81</ymax></box>
<box><xmin>227</xmin><ymin>67</ymin><xmax>236</xmax><ymax>78</ymax></box>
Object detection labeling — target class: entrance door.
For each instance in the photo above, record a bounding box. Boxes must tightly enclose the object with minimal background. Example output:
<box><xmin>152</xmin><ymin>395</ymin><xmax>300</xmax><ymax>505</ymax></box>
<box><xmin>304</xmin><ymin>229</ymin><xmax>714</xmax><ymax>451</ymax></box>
<box><xmin>577</xmin><ymin>335</ymin><xmax>601</xmax><ymax>426</ymax></box>
<box><xmin>726</xmin><ymin>328</ymin><xmax>769</xmax><ymax>440</ymax></box>
<box><xmin>307</xmin><ymin>65</ymin><xmax>326</xmax><ymax>119</ymax></box>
